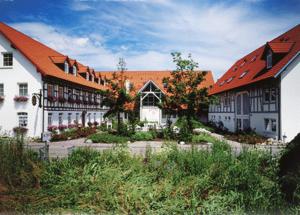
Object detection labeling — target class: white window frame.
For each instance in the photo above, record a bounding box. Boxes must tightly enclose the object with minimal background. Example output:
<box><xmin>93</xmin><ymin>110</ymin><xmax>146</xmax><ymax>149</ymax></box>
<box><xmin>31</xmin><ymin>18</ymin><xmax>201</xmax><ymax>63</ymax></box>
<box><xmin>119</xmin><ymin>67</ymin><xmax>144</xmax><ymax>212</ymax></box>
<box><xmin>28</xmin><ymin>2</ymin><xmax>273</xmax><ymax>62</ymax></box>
<box><xmin>73</xmin><ymin>65</ymin><xmax>77</xmax><ymax>76</ymax></box>
<box><xmin>266</xmin><ymin>50</ymin><xmax>272</xmax><ymax>69</ymax></box>
<box><xmin>68</xmin><ymin>113</ymin><xmax>72</xmax><ymax>125</ymax></box>
<box><xmin>18</xmin><ymin>112</ymin><xmax>28</xmax><ymax>127</ymax></box>
<box><xmin>64</xmin><ymin>61</ymin><xmax>69</xmax><ymax>73</ymax></box>
<box><xmin>264</xmin><ymin>118</ymin><xmax>276</xmax><ymax>132</ymax></box>
<box><xmin>0</xmin><ymin>83</ymin><xmax>4</xmax><ymax>96</ymax></box>
<box><xmin>48</xmin><ymin>113</ymin><xmax>52</xmax><ymax>126</ymax></box>
<box><xmin>2</xmin><ymin>52</ymin><xmax>13</xmax><ymax>67</ymax></box>
<box><xmin>59</xmin><ymin>113</ymin><xmax>63</xmax><ymax>126</ymax></box>
<box><xmin>18</xmin><ymin>83</ymin><xmax>28</xmax><ymax>96</ymax></box>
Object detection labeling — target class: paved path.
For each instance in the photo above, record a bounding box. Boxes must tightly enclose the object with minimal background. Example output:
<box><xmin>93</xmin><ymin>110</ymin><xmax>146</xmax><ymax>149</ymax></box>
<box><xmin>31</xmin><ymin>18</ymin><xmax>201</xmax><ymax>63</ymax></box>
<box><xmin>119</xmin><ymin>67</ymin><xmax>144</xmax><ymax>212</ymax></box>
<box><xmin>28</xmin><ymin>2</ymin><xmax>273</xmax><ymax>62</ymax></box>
<box><xmin>27</xmin><ymin>134</ymin><xmax>286</xmax><ymax>159</ymax></box>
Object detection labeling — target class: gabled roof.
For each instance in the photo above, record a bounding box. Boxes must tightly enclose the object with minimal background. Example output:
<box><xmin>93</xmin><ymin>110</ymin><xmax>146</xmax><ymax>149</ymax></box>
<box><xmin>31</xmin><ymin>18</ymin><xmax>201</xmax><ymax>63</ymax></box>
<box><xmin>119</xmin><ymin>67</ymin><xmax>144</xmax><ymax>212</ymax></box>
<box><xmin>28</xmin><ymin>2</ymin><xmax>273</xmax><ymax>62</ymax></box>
<box><xmin>210</xmin><ymin>24</ymin><xmax>300</xmax><ymax>95</ymax></box>
<box><xmin>96</xmin><ymin>70</ymin><xmax>215</xmax><ymax>94</ymax></box>
<box><xmin>0</xmin><ymin>22</ymin><xmax>101</xmax><ymax>90</ymax></box>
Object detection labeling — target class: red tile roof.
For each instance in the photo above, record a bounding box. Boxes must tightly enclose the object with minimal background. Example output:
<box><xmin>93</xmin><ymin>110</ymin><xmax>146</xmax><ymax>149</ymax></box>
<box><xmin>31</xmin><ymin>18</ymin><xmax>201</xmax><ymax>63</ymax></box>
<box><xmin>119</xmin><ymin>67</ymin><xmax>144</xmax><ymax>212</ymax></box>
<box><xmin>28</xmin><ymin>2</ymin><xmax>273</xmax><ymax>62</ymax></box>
<box><xmin>0</xmin><ymin>22</ymin><xmax>101</xmax><ymax>90</ymax></box>
<box><xmin>96</xmin><ymin>70</ymin><xmax>214</xmax><ymax>93</ymax></box>
<box><xmin>210</xmin><ymin>24</ymin><xmax>300</xmax><ymax>95</ymax></box>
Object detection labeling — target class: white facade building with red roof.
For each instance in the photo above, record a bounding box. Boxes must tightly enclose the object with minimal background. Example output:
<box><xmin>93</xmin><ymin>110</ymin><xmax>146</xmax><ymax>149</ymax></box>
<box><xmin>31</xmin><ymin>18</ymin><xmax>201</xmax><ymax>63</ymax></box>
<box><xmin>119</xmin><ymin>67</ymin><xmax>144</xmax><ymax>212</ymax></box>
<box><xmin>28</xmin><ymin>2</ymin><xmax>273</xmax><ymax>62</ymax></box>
<box><xmin>209</xmin><ymin>24</ymin><xmax>300</xmax><ymax>142</ymax></box>
<box><xmin>0</xmin><ymin>22</ymin><xmax>214</xmax><ymax>137</ymax></box>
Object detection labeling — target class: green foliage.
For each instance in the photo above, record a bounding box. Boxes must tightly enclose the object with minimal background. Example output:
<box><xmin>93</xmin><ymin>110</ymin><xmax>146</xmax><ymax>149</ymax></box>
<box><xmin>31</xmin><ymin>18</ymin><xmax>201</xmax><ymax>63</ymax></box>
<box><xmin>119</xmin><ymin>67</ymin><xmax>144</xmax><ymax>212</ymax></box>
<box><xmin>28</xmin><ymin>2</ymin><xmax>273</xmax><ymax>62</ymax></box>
<box><xmin>88</xmin><ymin>132</ymin><xmax>130</xmax><ymax>144</ymax></box>
<box><xmin>0</xmin><ymin>136</ymin><xmax>42</xmax><ymax>190</ymax></box>
<box><xmin>192</xmin><ymin>133</ymin><xmax>218</xmax><ymax>144</ymax></box>
<box><xmin>131</xmin><ymin>131</ymin><xmax>155</xmax><ymax>141</ymax></box>
<box><xmin>161</xmin><ymin>52</ymin><xmax>210</xmax><ymax>130</ymax></box>
<box><xmin>279</xmin><ymin>133</ymin><xmax>300</xmax><ymax>204</ymax></box>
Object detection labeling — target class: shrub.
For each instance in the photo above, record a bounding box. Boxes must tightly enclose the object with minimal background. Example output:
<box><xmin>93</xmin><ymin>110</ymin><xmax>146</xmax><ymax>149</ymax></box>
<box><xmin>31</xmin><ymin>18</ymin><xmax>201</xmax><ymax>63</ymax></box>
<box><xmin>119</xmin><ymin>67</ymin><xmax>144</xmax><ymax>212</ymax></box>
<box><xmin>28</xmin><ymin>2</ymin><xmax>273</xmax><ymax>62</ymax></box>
<box><xmin>87</xmin><ymin>122</ymin><xmax>93</xmax><ymax>127</ymax></box>
<box><xmin>131</xmin><ymin>131</ymin><xmax>154</xmax><ymax>141</ymax></box>
<box><xmin>88</xmin><ymin>132</ymin><xmax>130</xmax><ymax>143</ymax></box>
<box><xmin>51</xmin><ymin>127</ymin><xmax>96</xmax><ymax>142</ymax></box>
<box><xmin>279</xmin><ymin>133</ymin><xmax>300</xmax><ymax>203</ymax></box>
<box><xmin>192</xmin><ymin>133</ymin><xmax>218</xmax><ymax>144</ymax></box>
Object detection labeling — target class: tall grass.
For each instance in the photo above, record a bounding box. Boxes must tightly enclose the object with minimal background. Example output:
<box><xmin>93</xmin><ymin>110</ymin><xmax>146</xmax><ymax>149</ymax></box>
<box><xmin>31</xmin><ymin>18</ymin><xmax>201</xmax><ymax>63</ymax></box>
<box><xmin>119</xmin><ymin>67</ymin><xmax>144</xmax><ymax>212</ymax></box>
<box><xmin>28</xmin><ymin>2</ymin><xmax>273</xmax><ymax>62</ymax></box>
<box><xmin>14</xmin><ymin>141</ymin><xmax>291</xmax><ymax>214</ymax></box>
<box><xmin>0</xmin><ymin>136</ymin><xmax>41</xmax><ymax>190</ymax></box>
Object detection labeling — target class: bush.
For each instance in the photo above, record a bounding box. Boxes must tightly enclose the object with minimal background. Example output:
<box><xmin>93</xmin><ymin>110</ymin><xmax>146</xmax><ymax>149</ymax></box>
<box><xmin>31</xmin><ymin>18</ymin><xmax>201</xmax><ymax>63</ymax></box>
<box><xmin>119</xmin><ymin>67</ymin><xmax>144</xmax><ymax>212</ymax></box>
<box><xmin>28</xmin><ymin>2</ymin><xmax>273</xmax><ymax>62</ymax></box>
<box><xmin>192</xmin><ymin>133</ymin><xmax>218</xmax><ymax>144</ymax></box>
<box><xmin>131</xmin><ymin>132</ymin><xmax>154</xmax><ymax>141</ymax></box>
<box><xmin>51</xmin><ymin>127</ymin><xmax>96</xmax><ymax>142</ymax></box>
<box><xmin>279</xmin><ymin>133</ymin><xmax>300</xmax><ymax>203</ymax></box>
<box><xmin>88</xmin><ymin>132</ymin><xmax>130</xmax><ymax>143</ymax></box>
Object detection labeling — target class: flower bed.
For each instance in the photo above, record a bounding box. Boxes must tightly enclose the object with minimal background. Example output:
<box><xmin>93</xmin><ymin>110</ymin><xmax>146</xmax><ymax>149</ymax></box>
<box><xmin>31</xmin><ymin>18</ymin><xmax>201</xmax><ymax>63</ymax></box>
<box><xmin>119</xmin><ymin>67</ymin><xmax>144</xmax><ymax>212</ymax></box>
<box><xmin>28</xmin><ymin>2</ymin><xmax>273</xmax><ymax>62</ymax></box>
<box><xmin>48</xmin><ymin>125</ymin><xmax>58</xmax><ymax>132</ymax></box>
<box><xmin>51</xmin><ymin>127</ymin><xmax>96</xmax><ymax>142</ymax></box>
<box><xmin>58</xmin><ymin>125</ymin><xmax>68</xmax><ymax>131</ymax></box>
<box><xmin>14</xmin><ymin>96</ymin><xmax>28</xmax><ymax>102</ymax></box>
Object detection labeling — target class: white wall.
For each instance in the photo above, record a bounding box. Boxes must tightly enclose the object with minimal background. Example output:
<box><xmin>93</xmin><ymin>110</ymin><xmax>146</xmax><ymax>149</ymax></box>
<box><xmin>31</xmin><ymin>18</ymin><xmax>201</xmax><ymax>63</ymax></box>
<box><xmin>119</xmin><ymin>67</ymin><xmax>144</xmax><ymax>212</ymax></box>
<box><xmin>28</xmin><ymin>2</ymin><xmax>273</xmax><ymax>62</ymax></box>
<box><xmin>208</xmin><ymin>113</ymin><xmax>236</xmax><ymax>132</ymax></box>
<box><xmin>0</xmin><ymin>34</ymin><xmax>43</xmax><ymax>137</ymax></box>
<box><xmin>250</xmin><ymin>112</ymin><xmax>278</xmax><ymax>139</ymax></box>
<box><xmin>140</xmin><ymin>106</ymin><xmax>161</xmax><ymax>124</ymax></box>
<box><xmin>280</xmin><ymin>54</ymin><xmax>300</xmax><ymax>142</ymax></box>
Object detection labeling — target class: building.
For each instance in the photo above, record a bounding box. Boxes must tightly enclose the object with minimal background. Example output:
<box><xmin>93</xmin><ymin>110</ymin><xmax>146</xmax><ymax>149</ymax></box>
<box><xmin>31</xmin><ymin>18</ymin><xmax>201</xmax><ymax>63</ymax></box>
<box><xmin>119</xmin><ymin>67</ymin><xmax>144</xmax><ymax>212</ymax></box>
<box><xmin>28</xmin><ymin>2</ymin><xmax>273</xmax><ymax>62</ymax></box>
<box><xmin>0</xmin><ymin>22</ymin><xmax>107</xmax><ymax>137</ymax></box>
<box><xmin>0</xmin><ymin>22</ymin><xmax>214</xmax><ymax>137</ymax></box>
<box><xmin>97</xmin><ymin>70</ymin><xmax>214</xmax><ymax>128</ymax></box>
<box><xmin>209</xmin><ymin>24</ymin><xmax>300</xmax><ymax>142</ymax></box>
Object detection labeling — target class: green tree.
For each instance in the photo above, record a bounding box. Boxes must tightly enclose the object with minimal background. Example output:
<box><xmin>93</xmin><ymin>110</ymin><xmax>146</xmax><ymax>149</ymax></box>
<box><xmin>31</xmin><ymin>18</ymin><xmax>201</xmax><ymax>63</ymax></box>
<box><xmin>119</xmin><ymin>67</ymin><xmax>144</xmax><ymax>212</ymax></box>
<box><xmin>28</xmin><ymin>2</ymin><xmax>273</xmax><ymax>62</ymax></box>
<box><xmin>99</xmin><ymin>58</ymin><xmax>134</xmax><ymax>135</ymax></box>
<box><xmin>161</xmin><ymin>52</ymin><xmax>210</xmax><ymax>136</ymax></box>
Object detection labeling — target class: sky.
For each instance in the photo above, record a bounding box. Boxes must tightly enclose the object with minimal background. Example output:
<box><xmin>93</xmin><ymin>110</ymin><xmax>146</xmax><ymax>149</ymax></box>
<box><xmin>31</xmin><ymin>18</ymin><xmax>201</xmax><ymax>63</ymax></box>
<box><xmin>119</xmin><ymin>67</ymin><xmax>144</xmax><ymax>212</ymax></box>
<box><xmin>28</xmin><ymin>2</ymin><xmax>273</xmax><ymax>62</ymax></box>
<box><xmin>0</xmin><ymin>0</ymin><xmax>299</xmax><ymax>78</ymax></box>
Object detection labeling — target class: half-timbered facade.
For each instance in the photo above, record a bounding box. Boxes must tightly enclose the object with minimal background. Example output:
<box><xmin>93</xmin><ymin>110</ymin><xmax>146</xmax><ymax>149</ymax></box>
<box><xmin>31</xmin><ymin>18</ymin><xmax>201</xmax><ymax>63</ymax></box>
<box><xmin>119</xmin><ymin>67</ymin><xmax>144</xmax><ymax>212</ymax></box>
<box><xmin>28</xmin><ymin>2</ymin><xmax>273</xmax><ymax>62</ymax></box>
<box><xmin>209</xmin><ymin>24</ymin><xmax>300</xmax><ymax>142</ymax></box>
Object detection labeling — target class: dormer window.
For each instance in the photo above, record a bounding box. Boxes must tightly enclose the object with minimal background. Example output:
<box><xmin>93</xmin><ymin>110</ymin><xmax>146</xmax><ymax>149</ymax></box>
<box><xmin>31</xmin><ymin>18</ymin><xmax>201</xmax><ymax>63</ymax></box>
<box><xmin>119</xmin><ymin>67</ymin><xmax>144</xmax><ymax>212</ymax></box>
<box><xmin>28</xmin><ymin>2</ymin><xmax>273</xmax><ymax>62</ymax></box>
<box><xmin>266</xmin><ymin>50</ymin><xmax>272</xmax><ymax>69</ymax></box>
<box><xmin>91</xmin><ymin>75</ymin><xmax>94</xmax><ymax>82</ymax></box>
<box><xmin>86</xmin><ymin>73</ymin><xmax>89</xmax><ymax>81</ymax></box>
<box><xmin>64</xmin><ymin>62</ymin><xmax>69</xmax><ymax>73</ymax></box>
<box><xmin>73</xmin><ymin>66</ymin><xmax>77</xmax><ymax>76</ymax></box>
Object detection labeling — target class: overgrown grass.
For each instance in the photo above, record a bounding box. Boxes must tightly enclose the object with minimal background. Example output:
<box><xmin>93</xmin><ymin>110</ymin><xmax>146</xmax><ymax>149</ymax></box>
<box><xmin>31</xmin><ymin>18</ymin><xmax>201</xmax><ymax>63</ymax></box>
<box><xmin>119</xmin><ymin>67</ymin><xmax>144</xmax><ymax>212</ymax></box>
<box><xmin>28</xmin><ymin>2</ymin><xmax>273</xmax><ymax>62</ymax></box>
<box><xmin>131</xmin><ymin>131</ymin><xmax>155</xmax><ymax>141</ymax></box>
<box><xmin>3</xmin><ymin>141</ymin><xmax>296</xmax><ymax>214</ymax></box>
<box><xmin>191</xmin><ymin>133</ymin><xmax>219</xmax><ymax>144</ymax></box>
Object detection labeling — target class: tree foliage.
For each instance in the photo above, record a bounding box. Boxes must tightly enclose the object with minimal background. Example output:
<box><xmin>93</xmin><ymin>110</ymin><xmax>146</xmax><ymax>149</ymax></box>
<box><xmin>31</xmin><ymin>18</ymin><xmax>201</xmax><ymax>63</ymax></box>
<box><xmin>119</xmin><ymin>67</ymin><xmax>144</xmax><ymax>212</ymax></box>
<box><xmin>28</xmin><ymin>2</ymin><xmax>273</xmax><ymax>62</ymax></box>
<box><xmin>99</xmin><ymin>58</ymin><xmax>134</xmax><ymax>134</ymax></box>
<box><xmin>161</xmin><ymin>52</ymin><xmax>210</xmax><ymax>132</ymax></box>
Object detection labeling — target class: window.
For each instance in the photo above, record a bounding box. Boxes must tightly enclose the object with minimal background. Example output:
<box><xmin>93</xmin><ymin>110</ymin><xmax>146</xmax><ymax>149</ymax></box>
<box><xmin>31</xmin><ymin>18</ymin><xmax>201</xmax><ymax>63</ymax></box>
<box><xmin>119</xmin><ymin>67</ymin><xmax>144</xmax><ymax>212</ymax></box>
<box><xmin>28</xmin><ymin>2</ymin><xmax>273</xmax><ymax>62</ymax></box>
<box><xmin>270</xmin><ymin>88</ymin><xmax>276</xmax><ymax>102</ymax></box>
<box><xmin>264</xmin><ymin>88</ymin><xmax>276</xmax><ymax>103</ymax></box>
<box><xmin>226</xmin><ymin>77</ymin><xmax>234</xmax><ymax>83</ymax></box>
<box><xmin>142</xmin><ymin>94</ymin><xmax>159</xmax><ymax>106</ymax></box>
<box><xmin>19</xmin><ymin>83</ymin><xmax>28</xmax><ymax>96</ymax></box>
<box><xmin>59</xmin><ymin>113</ymin><xmax>63</xmax><ymax>126</ymax></box>
<box><xmin>3</xmin><ymin>52</ymin><xmax>13</xmax><ymax>66</ymax></box>
<box><xmin>58</xmin><ymin>86</ymin><xmax>64</xmax><ymax>98</ymax></box>
<box><xmin>86</xmin><ymin>73</ymin><xmax>89</xmax><ymax>81</ymax></box>
<box><xmin>73</xmin><ymin>66</ymin><xmax>77</xmax><ymax>76</ymax></box>
<box><xmin>224</xmin><ymin>97</ymin><xmax>230</xmax><ymax>107</ymax></box>
<box><xmin>240</xmin><ymin>59</ymin><xmax>246</xmax><ymax>67</ymax></box>
<box><xmin>239</xmin><ymin>70</ymin><xmax>248</xmax><ymax>79</ymax></box>
<box><xmin>48</xmin><ymin>113</ymin><xmax>52</xmax><ymax>126</ymax></box>
<box><xmin>64</xmin><ymin>62</ymin><xmax>69</xmax><ymax>73</ymax></box>
<box><xmin>18</xmin><ymin>112</ymin><xmax>28</xmax><ymax>127</ymax></box>
<box><xmin>88</xmin><ymin>113</ymin><xmax>91</xmax><ymax>123</ymax></box>
<box><xmin>0</xmin><ymin>84</ymin><xmax>4</xmax><ymax>96</ymax></box>
<box><xmin>219</xmin><ymin>81</ymin><xmax>225</xmax><ymax>86</ymax></box>
<box><xmin>68</xmin><ymin>113</ymin><xmax>72</xmax><ymax>125</ymax></box>
<box><xmin>266</xmin><ymin>50</ymin><xmax>272</xmax><ymax>69</ymax></box>
<box><xmin>94</xmin><ymin>113</ymin><xmax>96</xmax><ymax>122</ymax></box>
<box><xmin>75</xmin><ymin>113</ymin><xmax>79</xmax><ymax>123</ymax></box>
<box><xmin>264</xmin><ymin>118</ymin><xmax>276</xmax><ymax>132</ymax></box>
<box><xmin>263</xmin><ymin>89</ymin><xmax>270</xmax><ymax>103</ymax></box>
<box><xmin>251</xmin><ymin>55</ymin><xmax>257</xmax><ymax>62</ymax></box>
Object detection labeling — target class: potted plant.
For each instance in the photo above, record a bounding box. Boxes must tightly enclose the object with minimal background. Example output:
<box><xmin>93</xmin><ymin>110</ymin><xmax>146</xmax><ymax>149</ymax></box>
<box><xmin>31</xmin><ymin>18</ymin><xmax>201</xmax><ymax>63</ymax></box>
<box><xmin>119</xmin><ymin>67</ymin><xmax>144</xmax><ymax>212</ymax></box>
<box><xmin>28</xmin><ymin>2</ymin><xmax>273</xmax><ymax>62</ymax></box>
<box><xmin>14</xmin><ymin>96</ymin><xmax>29</xmax><ymax>102</ymax></box>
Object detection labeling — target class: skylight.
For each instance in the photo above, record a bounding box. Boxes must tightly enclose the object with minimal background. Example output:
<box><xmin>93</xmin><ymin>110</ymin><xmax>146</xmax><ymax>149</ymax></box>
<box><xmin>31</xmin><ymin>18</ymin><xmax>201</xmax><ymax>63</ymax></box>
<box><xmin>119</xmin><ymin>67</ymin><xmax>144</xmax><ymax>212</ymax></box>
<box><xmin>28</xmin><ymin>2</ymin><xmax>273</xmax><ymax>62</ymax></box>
<box><xmin>233</xmin><ymin>66</ymin><xmax>238</xmax><ymax>72</ymax></box>
<box><xmin>239</xmin><ymin>70</ymin><xmax>248</xmax><ymax>79</ymax></box>
<box><xmin>219</xmin><ymin>81</ymin><xmax>225</xmax><ymax>86</ymax></box>
<box><xmin>250</xmin><ymin>55</ymin><xmax>257</xmax><ymax>62</ymax></box>
<box><xmin>240</xmin><ymin>59</ymin><xmax>246</xmax><ymax>67</ymax></box>
<box><xmin>226</xmin><ymin>76</ymin><xmax>234</xmax><ymax>83</ymax></box>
